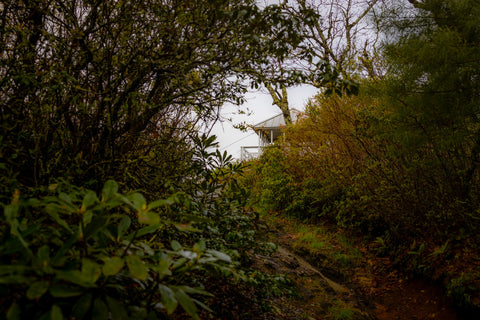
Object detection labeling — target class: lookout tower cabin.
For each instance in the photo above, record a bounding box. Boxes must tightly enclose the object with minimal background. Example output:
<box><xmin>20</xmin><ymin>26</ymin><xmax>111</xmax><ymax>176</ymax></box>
<box><xmin>240</xmin><ymin>109</ymin><xmax>301</xmax><ymax>161</ymax></box>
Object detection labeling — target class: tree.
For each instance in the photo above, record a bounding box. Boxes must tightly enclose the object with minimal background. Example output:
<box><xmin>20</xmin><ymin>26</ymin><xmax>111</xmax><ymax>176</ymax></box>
<box><xmin>248</xmin><ymin>0</ymin><xmax>381</xmax><ymax>124</ymax></box>
<box><xmin>0</xmin><ymin>0</ymin><xmax>297</xmax><ymax>190</ymax></box>
<box><xmin>379</xmin><ymin>0</ymin><xmax>480</xmax><ymax>200</ymax></box>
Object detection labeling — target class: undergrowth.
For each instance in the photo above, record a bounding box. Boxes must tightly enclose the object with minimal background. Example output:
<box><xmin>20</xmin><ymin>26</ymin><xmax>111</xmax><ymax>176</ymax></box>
<box><xmin>240</xmin><ymin>90</ymin><xmax>480</xmax><ymax>314</ymax></box>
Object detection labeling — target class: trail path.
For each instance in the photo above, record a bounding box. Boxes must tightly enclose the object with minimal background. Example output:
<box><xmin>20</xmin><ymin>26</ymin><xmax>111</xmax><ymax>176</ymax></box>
<box><xmin>254</xmin><ymin>225</ymin><xmax>462</xmax><ymax>320</ymax></box>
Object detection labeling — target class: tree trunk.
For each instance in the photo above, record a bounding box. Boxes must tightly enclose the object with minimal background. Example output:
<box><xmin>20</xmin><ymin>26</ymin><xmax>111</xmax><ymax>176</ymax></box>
<box><xmin>265</xmin><ymin>82</ymin><xmax>292</xmax><ymax>125</ymax></box>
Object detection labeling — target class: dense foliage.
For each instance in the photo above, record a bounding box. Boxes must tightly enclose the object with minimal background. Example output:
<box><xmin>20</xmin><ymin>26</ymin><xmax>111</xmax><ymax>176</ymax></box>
<box><xmin>0</xmin><ymin>0</ymin><xmax>299</xmax><ymax>319</ymax></box>
<box><xmin>2</xmin><ymin>0</ymin><xmax>480</xmax><ymax>317</ymax></box>
<box><xmin>1</xmin><ymin>135</ymin><xmax>276</xmax><ymax>319</ymax></box>
<box><xmin>243</xmin><ymin>0</ymin><xmax>480</xmax><ymax>313</ymax></box>
<box><xmin>0</xmin><ymin>0</ymin><xmax>302</xmax><ymax>192</ymax></box>
<box><xmin>2</xmin><ymin>180</ymin><xmax>233</xmax><ymax>319</ymax></box>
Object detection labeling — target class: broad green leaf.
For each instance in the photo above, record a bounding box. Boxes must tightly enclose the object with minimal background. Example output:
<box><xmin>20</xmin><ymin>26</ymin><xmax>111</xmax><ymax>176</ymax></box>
<box><xmin>206</xmin><ymin>249</ymin><xmax>232</xmax><ymax>263</ymax></box>
<box><xmin>138</xmin><ymin>242</ymin><xmax>155</xmax><ymax>256</ymax></box>
<box><xmin>81</xmin><ymin>258</ymin><xmax>102</xmax><ymax>283</ymax></box>
<box><xmin>92</xmin><ymin>298</ymin><xmax>108</xmax><ymax>320</ymax></box>
<box><xmin>5</xmin><ymin>210</ymin><xmax>31</xmax><ymax>253</ymax></box>
<box><xmin>147</xmin><ymin>198</ymin><xmax>172</xmax><ymax>210</ymax></box>
<box><xmin>45</xmin><ymin>209</ymin><xmax>72</xmax><ymax>233</ymax></box>
<box><xmin>192</xmin><ymin>298</ymin><xmax>213</xmax><ymax>313</ymax></box>
<box><xmin>0</xmin><ymin>265</ymin><xmax>32</xmax><ymax>275</ymax></box>
<box><xmin>102</xmin><ymin>257</ymin><xmax>124</xmax><ymax>277</ymax></box>
<box><xmin>175</xmin><ymin>222</ymin><xmax>200</xmax><ymax>232</ymax></box>
<box><xmin>55</xmin><ymin>270</ymin><xmax>92</xmax><ymax>287</ymax></box>
<box><xmin>126</xmin><ymin>255</ymin><xmax>148</xmax><ymax>280</ymax></box>
<box><xmin>58</xmin><ymin>193</ymin><xmax>73</xmax><ymax>205</ymax></box>
<box><xmin>72</xmin><ymin>293</ymin><xmax>92</xmax><ymax>320</ymax></box>
<box><xmin>128</xmin><ymin>193</ymin><xmax>147</xmax><ymax>211</ymax></box>
<box><xmin>50</xmin><ymin>304</ymin><xmax>63</xmax><ymax>320</ymax></box>
<box><xmin>118</xmin><ymin>194</ymin><xmax>134</xmax><ymax>208</ymax></box>
<box><xmin>4</xmin><ymin>204</ymin><xmax>19</xmax><ymax>221</ymax></box>
<box><xmin>159</xmin><ymin>284</ymin><xmax>177</xmax><ymax>314</ymax></box>
<box><xmin>82</xmin><ymin>191</ymin><xmax>98</xmax><ymax>209</ymax></box>
<box><xmin>136</xmin><ymin>224</ymin><xmax>161</xmax><ymax>238</ymax></box>
<box><xmin>83</xmin><ymin>210</ymin><xmax>93</xmax><ymax>225</ymax></box>
<box><xmin>102</xmin><ymin>180</ymin><xmax>118</xmax><ymax>200</ymax></box>
<box><xmin>178</xmin><ymin>285</ymin><xmax>213</xmax><ymax>296</ymax></box>
<box><xmin>52</xmin><ymin>232</ymin><xmax>78</xmax><ymax>265</ymax></box>
<box><xmin>36</xmin><ymin>245</ymin><xmax>50</xmax><ymax>269</ymax></box>
<box><xmin>178</xmin><ymin>250</ymin><xmax>197</xmax><ymax>260</ymax></box>
<box><xmin>55</xmin><ymin>265</ymin><xmax>99</xmax><ymax>288</ymax></box>
<box><xmin>171</xmin><ymin>240</ymin><xmax>182</xmax><ymax>251</ymax></box>
<box><xmin>49</xmin><ymin>284</ymin><xmax>84</xmax><ymax>298</ymax></box>
<box><xmin>26</xmin><ymin>281</ymin><xmax>49</xmax><ymax>300</ymax></box>
<box><xmin>82</xmin><ymin>216</ymin><xmax>109</xmax><ymax>241</ymax></box>
<box><xmin>153</xmin><ymin>257</ymin><xmax>172</xmax><ymax>277</ymax></box>
<box><xmin>6</xmin><ymin>303</ymin><xmax>20</xmax><ymax>320</ymax></box>
<box><xmin>137</xmin><ymin>210</ymin><xmax>160</xmax><ymax>225</ymax></box>
<box><xmin>117</xmin><ymin>215</ymin><xmax>131</xmax><ymax>240</ymax></box>
<box><xmin>0</xmin><ymin>275</ymin><xmax>30</xmax><ymax>284</ymax></box>
<box><xmin>173</xmin><ymin>287</ymin><xmax>199</xmax><ymax>320</ymax></box>
<box><xmin>106</xmin><ymin>296</ymin><xmax>129</xmax><ymax>320</ymax></box>
<box><xmin>171</xmin><ymin>257</ymin><xmax>187</xmax><ymax>270</ymax></box>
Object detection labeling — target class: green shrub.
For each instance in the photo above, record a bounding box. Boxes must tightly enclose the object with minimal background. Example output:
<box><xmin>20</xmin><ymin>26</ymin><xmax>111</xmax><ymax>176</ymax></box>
<box><xmin>446</xmin><ymin>273</ymin><xmax>480</xmax><ymax>312</ymax></box>
<box><xmin>0</xmin><ymin>180</ymin><xmax>244</xmax><ymax>320</ymax></box>
<box><xmin>255</xmin><ymin>146</ymin><xmax>297</xmax><ymax>213</ymax></box>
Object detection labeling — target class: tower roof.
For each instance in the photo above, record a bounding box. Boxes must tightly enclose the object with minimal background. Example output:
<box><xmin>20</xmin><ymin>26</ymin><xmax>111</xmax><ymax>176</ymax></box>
<box><xmin>253</xmin><ymin>109</ymin><xmax>301</xmax><ymax>130</ymax></box>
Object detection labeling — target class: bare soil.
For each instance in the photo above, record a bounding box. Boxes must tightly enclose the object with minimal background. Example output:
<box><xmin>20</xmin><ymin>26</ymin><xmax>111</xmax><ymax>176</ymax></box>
<box><xmin>253</xmin><ymin>224</ymin><xmax>464</xmax><ymax>320</ymax></box>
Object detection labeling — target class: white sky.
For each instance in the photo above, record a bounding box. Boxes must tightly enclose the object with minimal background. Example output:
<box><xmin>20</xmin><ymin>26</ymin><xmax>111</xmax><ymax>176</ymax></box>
<box><xmin>210</xmin><ymin>84</ymin><xmax>318</xmax><ymax>159</ymax></box>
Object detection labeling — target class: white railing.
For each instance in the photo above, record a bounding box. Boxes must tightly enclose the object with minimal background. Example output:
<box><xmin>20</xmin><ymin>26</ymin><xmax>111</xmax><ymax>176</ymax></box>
<box><xmin>240</xmin><ymin>146</ymin><xmax>262</xmax><ymax>161</ymax></box>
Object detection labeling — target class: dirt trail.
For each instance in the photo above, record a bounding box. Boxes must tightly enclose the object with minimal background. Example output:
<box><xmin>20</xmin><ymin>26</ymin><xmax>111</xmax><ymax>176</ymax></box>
<box><xmin>254</xmin><ymin>243</ymin><xmax>368</xmax><ymax>319</ymax></box>
<box><xmin>373</xmin><ymin>278</ymin><xmax>459</xmax><ymax>320</ymax></box>
<box><xmin>255</xmin><ymin>226</ymin><xmax>463</xmax><ymax>320</ymax></box>
<box><xmin>355</xmin><ymin>256</ymin><xmax>460</xmax><ymax>320</ymax></box>
<box><xmin>276</xmin><ymin>246</ymin><xmax>350</xmax><ymax>295</ymax></box>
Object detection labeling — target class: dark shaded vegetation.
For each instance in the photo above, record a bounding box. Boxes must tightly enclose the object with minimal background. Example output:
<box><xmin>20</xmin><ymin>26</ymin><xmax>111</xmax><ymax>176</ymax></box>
<box><xmin>0</xmin><ymin>0</ymin><xmax>305</xmax><ymax>319</ymax></box>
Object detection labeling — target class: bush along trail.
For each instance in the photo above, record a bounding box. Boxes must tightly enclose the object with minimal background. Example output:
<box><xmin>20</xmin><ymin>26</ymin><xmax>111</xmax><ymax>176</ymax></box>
<box><xmin>0</xmin><ymin>139</ymin><xmax>282</xmax><ymax>320</ymax></box>
<box><xmin>239</xmin><ymin>80</ymin><xmax>480</xmax><ymax>319</ymax></box>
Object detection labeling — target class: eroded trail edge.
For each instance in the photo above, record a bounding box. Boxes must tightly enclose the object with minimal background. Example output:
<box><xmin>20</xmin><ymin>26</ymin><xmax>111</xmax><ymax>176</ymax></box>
<box><xmin>254</xmin><ymin>218</ymin><xmax>462</xmax><ymax>320</ymax></box>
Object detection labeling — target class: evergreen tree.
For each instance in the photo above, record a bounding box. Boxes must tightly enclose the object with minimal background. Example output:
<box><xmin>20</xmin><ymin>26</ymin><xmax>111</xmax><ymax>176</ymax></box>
<box><xmin>380</xmin><ymin>0</ymin><xmax>480</xmax><ymax>200</ymax></box>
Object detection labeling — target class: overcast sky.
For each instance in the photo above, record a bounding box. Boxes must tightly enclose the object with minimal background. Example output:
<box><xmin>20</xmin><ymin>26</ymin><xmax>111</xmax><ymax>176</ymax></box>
<box><xmin>210</xmin><ymin>84</ymin><xmax>318</xmax><ymax>159</ymax></box>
